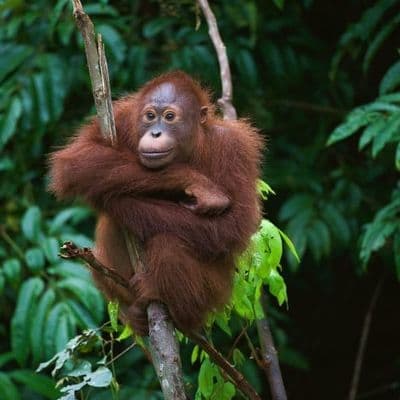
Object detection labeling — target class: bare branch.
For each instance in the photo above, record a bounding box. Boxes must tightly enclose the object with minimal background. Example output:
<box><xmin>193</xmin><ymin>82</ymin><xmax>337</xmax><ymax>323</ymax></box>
<box><xmin>60</xmin><ymin>241</ymin><xmax>128</xmax><ymax>288</ymax></box>
<box><xmin>71</xmin><ymin>0</ymin><xmax>116</xmax><ymax>144</ymax></box>
<box><xmin>257</xmin><ymin>291</ymin><xmax>287</xmax><ymax>400</ymax></box>
<box><xmin>197</xmin><ymin>0</ymin><xmax>236</xmax><ymax>120</ymax></box>
<box><xmin>189</xmin><ymin>332</ymin><xmax>262</xmax><ymax>400</ymax></box>
<box><xmin>348</xmin><ymin>277</ymin><xmax>384</xmax><ymax>400</ymax></box>
<box><xmin>69</xmin><ymin>2</ymin><xmax>186</xmax><ymax>399</ymax></box>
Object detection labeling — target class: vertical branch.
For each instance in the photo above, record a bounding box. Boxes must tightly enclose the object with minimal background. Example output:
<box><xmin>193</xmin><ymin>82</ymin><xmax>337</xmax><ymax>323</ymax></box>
<box><xmin>69</xmin><ymin>2</ymin><xmax>187</xmax><ymax>399</ymax></box>
<box><xmin>71</xmin><ymin>0</ymin><xmax>116</xmax><ymax>144</ymax></box>
<box><xmin>348</xmin><ymin>277</ymin><xmax>384</xmax><ymax>400</ymax></box>
<box><xmin>257</xmin><ymin>292</ymin><xmax>287</xmax><ymax>400</ymax></box>
<box><xmin>197</xmin><ymin>2</ymin><xmax>287</xmax><ymax>399</ymax></box>
<box><xmin>196</xmin><ymin>0</ymin><xmax>237</xmax><ymax>120</ymax></box>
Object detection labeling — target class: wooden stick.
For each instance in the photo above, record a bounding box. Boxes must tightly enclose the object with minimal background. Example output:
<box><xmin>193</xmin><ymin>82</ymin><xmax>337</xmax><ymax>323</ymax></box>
<box><xmin>69</xmin><ymin>2</ymin><xmax>187</xmax><ymax>399</ymax></box>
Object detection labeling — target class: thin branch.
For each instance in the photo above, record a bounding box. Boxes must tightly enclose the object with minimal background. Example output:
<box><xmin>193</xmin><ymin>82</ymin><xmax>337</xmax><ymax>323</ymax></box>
<box><xmin>348</xmin><ymin>277</ymin><xmax>384</xmax><ymax>400</ymax></box>
<box><xmin>60</xmin><ymin>241</ymin><xmax>128</xmax><ymax>288</ymax></box>
<box><xmin>257</xmin><ymin>291</ymin><xmax>287</xmax><ymax>400</ymax></box>
<box><xmin>189</xmin><ymin>332</ymin><xmax>262</xmax><ymax>400</ymax></box>
<box><xmin>69</xmin><ymin>2</ymin><xmax>187</xmax><ymax>399</ymax></box>
<box><xmin>197</xmin><ymin>0</ymin><xmax>236</xmax><ymax>120</ymax></box>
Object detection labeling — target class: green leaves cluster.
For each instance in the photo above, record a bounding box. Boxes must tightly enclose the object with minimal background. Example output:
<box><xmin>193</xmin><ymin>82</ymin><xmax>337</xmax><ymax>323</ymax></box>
<box><xmin>0</xmin><ymin>205</ymin><xmax>104</xmax><ymax>399</ymax></box>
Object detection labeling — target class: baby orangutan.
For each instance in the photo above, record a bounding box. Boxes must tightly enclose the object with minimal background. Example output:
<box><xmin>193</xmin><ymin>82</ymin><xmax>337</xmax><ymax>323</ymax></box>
<box><xmin>49</xmin><ymin>71</ymin><xmax>263</xmax><ymax>334</ymax></box>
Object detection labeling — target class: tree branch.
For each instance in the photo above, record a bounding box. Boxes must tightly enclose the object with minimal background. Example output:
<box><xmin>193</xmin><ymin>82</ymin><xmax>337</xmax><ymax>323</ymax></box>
<box><xmin>197</xmin><ymin>0</ymin><xmax>236</xmax><ymax>120</ymax></box>
<box><xmin>348</xmin><ymin>277</ymin><xmax>384</xmax><ymax>400</ymax></box>
<box><xmin>69</xmin><ymin>2</ymin><xmax>187</xmax><ymax>399</ymax></box>
<box><xmin>198</xmin><ymin>1</ymin><xmax>287</xmax><ymax>399</ymax></box>
<box><xmin>257</xmin><ymin>291</ymin><xmax>287</xmax><ymax>400</ymax></box>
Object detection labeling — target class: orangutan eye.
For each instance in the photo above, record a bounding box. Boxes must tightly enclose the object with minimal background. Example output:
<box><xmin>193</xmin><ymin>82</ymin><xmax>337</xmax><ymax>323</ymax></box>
<box><xmin>164</xmin><ymin>111</ymin><xmax>176</xmax><ymax>122</ymax></box>
<box><xmin>145</xmin><ymin>111</ymin><xmax>156</xmax><ymax>121</ymax></box>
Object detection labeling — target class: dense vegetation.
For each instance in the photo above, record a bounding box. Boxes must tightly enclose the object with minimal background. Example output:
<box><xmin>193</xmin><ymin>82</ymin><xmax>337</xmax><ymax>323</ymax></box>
<box><xmin>1</xmin><ymin>0</ymin><xmax>399</xmax><ymax>399</ymax></box>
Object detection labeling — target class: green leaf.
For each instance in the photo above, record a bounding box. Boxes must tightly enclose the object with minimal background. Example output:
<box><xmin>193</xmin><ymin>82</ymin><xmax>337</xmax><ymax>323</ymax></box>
<box><xmin>117</xmin><ymin>324</ymin><xmax>133</xmax><ymax>341</ymax></box>
<box><xmin>97</xmin><ymin>25</ymin><xmax>126</xmax><ymax>64</ymax></box>
<box><xmin>86</xmin><ymin>367</ymin><xmax>113</xmax><ymax>388</ymax></box>
<box><xmin>358</xmin><ymin>116</ymin><xmax>386</xmax><ymax>150</ymax></box>
<box><xmin>363</xmin><ymin>14</ymin><xmax>400</xmax><ymax>73</ymax></box>
<box><xmin>371</xmin><ymin>112</ymin><xmax>400</xmax><ymax>157</ymax></box>
<box><xmin>0</xmin><ymin>96</ymin><xmax>22</xmax><ymax>151</ymax></box>
<box><xmin>198</xmin><ymin>358</ymin><xmax>216</xmax><ymax>397</ymax></box>
<box><xmin>0</xmin><ymin>44</ymin><xmax>33</xmax><ymax>83</ymax></box>
<box><xmin>232</xmin><ymin>278</ymin><xmax>254</xmax><ymax>320</ymax></box>
<box><xmin>0</xmin><ymin>372</ymin><xmax>21</xmax><ymax>400</ymax></box>
<box><xmin>267</xmin><ymin>269</ymin><xmax>288</xmax><ymax>305</ymax></box>
<box><xmin>107</xmin><ymin>301</ymin><xmax>119</xmax><ymax>332</ymax></box>
<box><xmin>0</xmin><ymin>353</ymin><xmax>14</xmax><ymax>369</ymax></box>
<box><xmin>43</xmin><ymin>302</ymin><xmax>69</xmax><ymax>360</ymax></box>
<box><xmin>232</xmin><ymin>349</ymin><xmax>245</xmax><ymax>367</ymax></box>
<box><xmin>3</xmin><ymin>258</ymin><xmax>21</xmax><ymax>284</ymax></box>
<box><xmin>380</xmin><ymin>60</ymin><xmax>400</xmax><ymax>94</ymax></box>
<box><xmin>55</xmin><ymin>313</ymin><xmax>70</xmax><ymax>353</ymax></box>
<box><xmin>31</xmin><ymin>289</ymin><xmax>56</xmax><ymax>365</ymax></box>
<box><xmin>321</xmin><ymin>204</ymin><xmax>351</xmax><ymax>245</ymax></box>
<box><xmin>32</xmin><ymin>73</ymin><xmax>50</xmax><ymax>125</ymax></box>
<box><xmin>21</xmin><ymin>206</ymin><xmax>42</xmax><ymax>242</ymax></box>
<box><xmin>259</xmin><ymin>220</ymin><xmax>283</xmax><ymax>272</ymax></box>
<box><xmin>9</xmin><ymin>370</ymin><xmax>60</xmax><ymax>399</ymax></box>
<box><xmin>279</xmin><ymin>194</ymin><xmax>313</xmax><ymax>221</ymax></box>
<box><xmin>41</xmin><ymin>237</ymin><xmax>60</xmax><ymax>263</ymax></box>
<box><xmin>327</xmin><ymin>110</ymin><xmax>379</xmax><ymax>145</ymax></box>
<box><xmin>278</xmin><ymin>229</ymin><xmax>300</xmax><ymax>263</ymax></box>
<box><xmin>257</xmin><ymin>179</ymin><xmax>275</xmax><ymax>200</ymax></box>
<box><xmin>65</xmin><ymin>299</ymin><xmax>98</xmax><ymax>329</ymax></box>
<box><xmin>49</xmin><ymin>207</ymin><xmax>91</xmax><ymax>234</ymax></box>
<box><xmin>57</xmin><ymin>277</ymin><xmax>104</xmax><ymax>323</ymax></box>
<box><xmin>25</xmin><ymin>247</ymin><xmax>45</xmax><ymax>271</ymax></box>
<box><xmin>191</xmin><ymin>345</ymin><xmax>199</xmax><ymax>365</ymax></box>
<box><xmin>11</xmin><ymin>277</ymin><xmax>45</xmax><ymax>365</ymax></box>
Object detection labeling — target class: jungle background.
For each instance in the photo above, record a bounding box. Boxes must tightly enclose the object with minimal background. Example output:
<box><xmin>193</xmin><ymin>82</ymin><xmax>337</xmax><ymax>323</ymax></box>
<box><xmin>1</xmin><ymin>0</ymin><xmax>400</xmax><ymax>399</ymax></box>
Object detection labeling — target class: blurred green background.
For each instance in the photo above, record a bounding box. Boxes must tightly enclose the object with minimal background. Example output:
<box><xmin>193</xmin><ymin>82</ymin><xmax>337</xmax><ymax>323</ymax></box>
<box><xmin>1</xmin><ymin>0</ymin><xmax>399</xmax><ymax>399</ymax></box>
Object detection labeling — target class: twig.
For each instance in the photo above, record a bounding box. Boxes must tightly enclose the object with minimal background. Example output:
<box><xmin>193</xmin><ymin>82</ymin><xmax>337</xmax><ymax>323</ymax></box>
<box><xmin>69</xmin><ymin>2</ymin><xmax>187</xmax><ymax>399</ymax></box>
<box><xmin>197</xmin><ymin>0</ymin><xmax>236</xmax><ymax>120</ymax></box>
<box><xmin>257</xmin><ymin>291</ymin><xmax>287</xmax><ymax>400</ymax></box>
<box><xmin>63</xmin><ymin>242</ymin><xmax>260</xmax><ymax>400</ymax></box>
<box><xmin>198</xmin><ymin>1</ymin><xmax>286</xmax><ymax>398</ymax></box>
<box><xmin>348</xmin><ymin>277</ymin><xmax>384</xmax><ymax>400</ymax></box>
<box><xmin>60</xmin><ymin>241</ymin><xmax>128</xmax><ymax>288</ymax></box>
<box><xmin>189</xmin><ymin>332</ymin><xmax>262</xmax><ymax>400</ymax></box>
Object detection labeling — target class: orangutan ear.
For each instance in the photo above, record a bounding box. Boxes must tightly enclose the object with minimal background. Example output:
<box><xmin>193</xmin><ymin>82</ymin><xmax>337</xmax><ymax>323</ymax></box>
<box><xmin>200</xmin><ymin>106</ymin><xmax>208</xmax><ymax>124</ymax></box>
